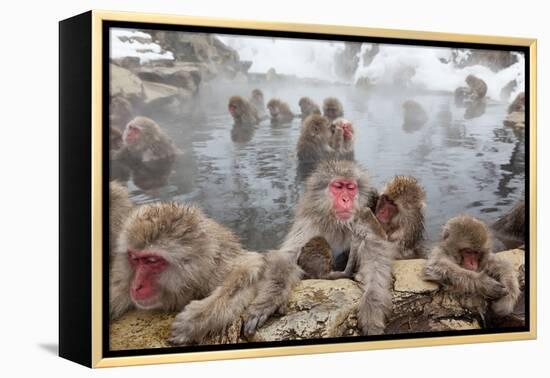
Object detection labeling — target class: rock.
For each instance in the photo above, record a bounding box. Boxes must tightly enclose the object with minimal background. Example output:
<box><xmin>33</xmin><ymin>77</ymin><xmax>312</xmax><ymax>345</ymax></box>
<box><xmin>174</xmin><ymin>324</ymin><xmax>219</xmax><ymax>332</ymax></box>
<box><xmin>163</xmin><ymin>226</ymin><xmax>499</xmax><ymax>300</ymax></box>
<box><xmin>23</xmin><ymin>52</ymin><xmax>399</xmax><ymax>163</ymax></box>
<box><xmin>356</xmin><ymin>76</ymin><xmax>374</xmax><ymax>91</ymax></box>
<box><xmin>335</xmin><ymin>42</ymin><xmax>362</xmax><ymax>81</ymax></box>
<box><xmin>110</xmin><ymin>249</ymin><xmax>525</xmax><ymax>350</ymax></box>
<box><xmin>136</xmin><ymin>65</ymin><xmax>201</xmax><ymax>92</ymax></box>
<box><xmin>500</xmin><ymin>80</ymin><xmax>517</xmax><ymax>101</ymax></box>
<box><xmin>110</xmin><ymin>63</ymin><xmax>143</xmax><ymax>99</ymax></box>
<box><xmin>504</xmin><ymin>111</ymin><xmax>525</xmax><ymax>128</ymax></box>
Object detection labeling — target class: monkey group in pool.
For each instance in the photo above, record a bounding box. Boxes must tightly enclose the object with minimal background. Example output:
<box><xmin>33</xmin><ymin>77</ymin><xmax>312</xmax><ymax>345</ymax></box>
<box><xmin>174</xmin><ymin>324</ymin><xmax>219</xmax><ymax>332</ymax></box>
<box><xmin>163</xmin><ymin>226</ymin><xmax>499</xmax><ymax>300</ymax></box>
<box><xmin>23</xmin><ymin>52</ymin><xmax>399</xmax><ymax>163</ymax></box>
<box><xmin>108</xmin><ymin>83</ymin><xmax>526</xmax><ymax>345</ymax></box>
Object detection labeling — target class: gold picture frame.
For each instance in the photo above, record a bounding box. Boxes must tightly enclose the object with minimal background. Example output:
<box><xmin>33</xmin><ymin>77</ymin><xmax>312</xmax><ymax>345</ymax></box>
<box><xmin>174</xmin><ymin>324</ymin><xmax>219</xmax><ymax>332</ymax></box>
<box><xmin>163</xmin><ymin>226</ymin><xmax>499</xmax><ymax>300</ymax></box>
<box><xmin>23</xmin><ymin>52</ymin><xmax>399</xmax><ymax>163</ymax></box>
<box><xmin>59</xmin><ymin>10</ymin><xmax>537</xmax><ymax>368</ymax></box>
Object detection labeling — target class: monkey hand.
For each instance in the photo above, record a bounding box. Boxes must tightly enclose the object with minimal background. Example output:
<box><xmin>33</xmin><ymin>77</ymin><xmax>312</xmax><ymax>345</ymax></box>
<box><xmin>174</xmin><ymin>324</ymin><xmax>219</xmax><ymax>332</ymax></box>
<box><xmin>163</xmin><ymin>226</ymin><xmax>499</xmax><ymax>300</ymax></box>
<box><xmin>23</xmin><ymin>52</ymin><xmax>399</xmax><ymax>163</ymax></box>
<box><xmin>479</xmin><ymin>275</ymin><xmax>509</xmax><ymax>300</ymax></box>
<box><xmin>491</xmin><ymin>295</ymin><xmax>516</xmax><ymax>316</ymax></box>
<box><xmin>421</xmin><ymin>264</ymin><xmax>442</xmax><ymax>281</ymax></box>
<box><xmin>168</xmin><ymin>301</ymin><xmax>209</xmax><ymax>345</ymax></box>
<box><xmin>243</xmin><ymin>301</ymin><xmax>280</xmax><ymax>338</ymax></box>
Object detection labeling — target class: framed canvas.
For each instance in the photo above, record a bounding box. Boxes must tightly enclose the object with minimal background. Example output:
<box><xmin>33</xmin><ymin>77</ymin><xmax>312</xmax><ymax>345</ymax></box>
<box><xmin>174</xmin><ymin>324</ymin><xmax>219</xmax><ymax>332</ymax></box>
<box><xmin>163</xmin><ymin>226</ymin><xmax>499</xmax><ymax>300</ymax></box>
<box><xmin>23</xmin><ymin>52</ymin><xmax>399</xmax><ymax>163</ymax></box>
<box><xmin>59</xmin><ymin>10</ymin><xmax>537</xmax><ymax>368</ymax></box>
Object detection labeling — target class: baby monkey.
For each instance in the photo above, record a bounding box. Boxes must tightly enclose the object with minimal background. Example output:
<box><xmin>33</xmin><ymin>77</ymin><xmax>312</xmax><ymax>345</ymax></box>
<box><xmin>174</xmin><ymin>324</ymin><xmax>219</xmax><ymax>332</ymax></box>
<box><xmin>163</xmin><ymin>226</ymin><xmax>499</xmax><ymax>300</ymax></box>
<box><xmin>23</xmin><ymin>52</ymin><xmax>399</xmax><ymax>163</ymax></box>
<box><xmin>423</xmin><ymin>214</ymin><xmax>520</xmax><ymax>317</ymax></box>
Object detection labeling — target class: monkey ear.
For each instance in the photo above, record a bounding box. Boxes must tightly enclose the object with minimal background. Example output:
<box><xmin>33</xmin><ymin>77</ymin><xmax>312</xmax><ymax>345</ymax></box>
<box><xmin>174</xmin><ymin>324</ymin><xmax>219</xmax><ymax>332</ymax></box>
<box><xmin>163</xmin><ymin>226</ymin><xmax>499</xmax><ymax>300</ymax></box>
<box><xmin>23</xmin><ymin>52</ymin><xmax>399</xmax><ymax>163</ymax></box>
<box><xmin>443</xmin><ymin>230</ymin><xmax>450</xmax><ymax>240</ymax></box>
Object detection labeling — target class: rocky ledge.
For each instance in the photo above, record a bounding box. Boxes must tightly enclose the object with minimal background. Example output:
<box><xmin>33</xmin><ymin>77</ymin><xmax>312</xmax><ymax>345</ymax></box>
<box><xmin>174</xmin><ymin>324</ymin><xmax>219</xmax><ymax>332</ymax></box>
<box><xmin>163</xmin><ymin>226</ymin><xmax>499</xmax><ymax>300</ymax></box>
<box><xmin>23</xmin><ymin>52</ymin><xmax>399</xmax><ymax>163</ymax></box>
<box><xmin>110</xmin><ymin>249</ymin><xmax>525</xmax><ymax>350</ymax></box>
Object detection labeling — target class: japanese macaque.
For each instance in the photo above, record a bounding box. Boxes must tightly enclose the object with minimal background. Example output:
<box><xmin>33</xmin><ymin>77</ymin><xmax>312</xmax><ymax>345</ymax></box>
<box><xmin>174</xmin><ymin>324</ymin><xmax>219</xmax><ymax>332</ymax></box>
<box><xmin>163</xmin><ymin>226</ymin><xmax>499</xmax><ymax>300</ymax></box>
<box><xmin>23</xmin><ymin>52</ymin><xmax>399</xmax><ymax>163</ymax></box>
<box><xmin>465</xmin><ymin>74</ymin><xmax>488</xmax><ymax>100</ymax></box>
<box><xmin>423</xmin><ymin>214</ymin><xmax>520</xmax><ymax>317</ymax></box>
<box><xmin>110</xmin><ymin>202</ymin><xmax>300</xmax><ymax>344</ymax></box>
<box><xmin>282</xmin><ymin>159</ymin><xmax>377</xmax><ymax>269</ymax></box>
<box><xmin>322</xmin><ymin>97</ymin><xmax>344</xmax><ymax>121</ymax></box>
<box><xmin>491</xmin><ymin>201</ymin><xmax>525</xmax><ymax>251</ymax></box>
<box><xmin>249</xmin><ymin>89</ymin><xmax>266</xmax><ymax>117</ymax></box>
<box><xmin>110</xmin><ymin>95</ymin><xmax>134</xmax><ymax>129</ymax></box>
<box><xmin>267</xmin><ymin>98</ymin><xmax>295</xmax><ymax>124</ymax></box>
<box><xmin>112</xmin><ymin>116</ymin><xmax>178</xmax><ymax>190</ymax></box>
<box><xmin>374</xmin><ymin>176</ymin><xmax>426</xmax><ymax>259</ymax></box>
<box><xmin>297</xmin><ymin>236</ymin><xmax>333</xmax><ymax>279</ymax></box>
<box><xmin>296</xmin><ymin>114</ymin><xmax>334</xmax><ymax>180</ymax></box>
<box><xmin>508</xmin><ymin>92</ymin><xmax>525</xmax><ymax>114</ymax></box>
<box><xmin>109</xmin><ymin>181</ymin><xmax>133</xmax><ymax>256</ymax></box>
<box><xmin>110</xmin><ymin>126</ymin><xmax>123</xmax><ymax>151</ymax></box>
<box><xmin>298</xmin><ymin>97</ymin><xmax>321</xmax><ymax>119</ymax></box>
<box><xmin>228</xmin><ymin>96</ymin><xmax>261</xmax><ymax>126</ymax></box>
<box><xmin>329</xmin><ymin>117</ymin><xmax>355</xmax><ymax>160</ymax></box>
<box><xmin>402</xmin><ymin>100</ymin><xmax>428</xmax><ymax>132</ymax></box>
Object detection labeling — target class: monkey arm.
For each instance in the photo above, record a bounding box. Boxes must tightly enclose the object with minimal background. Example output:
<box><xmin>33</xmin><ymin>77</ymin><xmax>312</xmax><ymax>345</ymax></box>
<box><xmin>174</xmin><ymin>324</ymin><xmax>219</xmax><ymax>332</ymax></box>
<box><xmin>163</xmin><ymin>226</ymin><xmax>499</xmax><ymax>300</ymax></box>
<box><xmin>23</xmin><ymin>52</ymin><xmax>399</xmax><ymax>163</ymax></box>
<box><xmin>169</xmin><ymin>252</ymin><xmax>265</xmax><ymax>345</ymax></box>
<box><xmin>485</xmin><ymin>254</ymin><xmax>520</xmax><ymax>316</ymax></box>
<box><xmin>329</xmin><ymin>127</ymin><xmax>344</xmax><ymax>151</ymax></box>
<box><xmin>280</xmin><ymin>219</ymin><xmax>320</xmax><ymax>262</ymax></box>
<box><xmin>243</xmin><ymin>250</ymin><xmax>301</xmax><ymax>337</ymax></box>
<box><xmin>423</xmin><ymin>251</ymin><xmax>507</xmax><ymax>299</ymax></box>
<box><xmin>356</xmin><ymin>238</ymin><xmax>396</xmax><ymax>335</ymax></box>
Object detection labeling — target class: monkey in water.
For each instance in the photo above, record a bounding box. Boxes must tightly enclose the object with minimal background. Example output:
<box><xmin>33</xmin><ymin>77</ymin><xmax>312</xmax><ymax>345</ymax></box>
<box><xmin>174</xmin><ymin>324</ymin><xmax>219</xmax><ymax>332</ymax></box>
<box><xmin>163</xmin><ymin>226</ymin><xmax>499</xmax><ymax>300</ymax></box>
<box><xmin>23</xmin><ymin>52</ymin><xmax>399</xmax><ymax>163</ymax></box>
<box><xmin>112</xmin><ymin>116</ymin><xmax>178</xmax><ymax>190</ymax></box>
<box><xmin>508</xmin><ymin>92</ymin><xmax>525</xmax><ymax>114</ymax></box>
<box><xmin>465</xmin><ymin>74</ymin><xmax>488</xmax><ymax>100</ymax></box>
<box><xmin>374</xmin><ymin>176</ymin><xmax>426</xmax><ymax>259</ymax></box>
<box><xmin>110</xmin><ymin>202</ymin><xmax>300</xmax><ymax>344</ymax></box>
<box><xmin>249</xmin><ymin>89</ymin><xmax>266</xmax><ymax>117</ymax></box>
<box><xmin>267</xmin><ymin>98</ymin><xmax>295</xmax><ymax>124</ymax></box>
<box><xmin>491</xmin><ymin>200</ymin><xmax>525</xmax><ymax>251</ymax></box>
<box><xmin>423</xmin><ymin>214</ymin><xmax>520</xmax><ymax>317</ymax></box>
<box><xmin>298</xmin><ymin>97</ymin><xmax>321</xmax><ymax>119</ymax></box>
<box><xmin>329</xmin><ymin>117</ymin><xmax>355</xmax><ymax>160</ymax></box>
<box><xmin>228</xmin><ymin>95</ymin><xmax>261</xmax><ymax>127</ymax></box>
<box><xmin>402</xmin><ymin>100</ymin><xmax>428</xmax><ymax>132</ymax></box>
<box><xmin>322</xmin><ymin>97</ymin><xmax>344</xmax><ymax>122</ymax></box>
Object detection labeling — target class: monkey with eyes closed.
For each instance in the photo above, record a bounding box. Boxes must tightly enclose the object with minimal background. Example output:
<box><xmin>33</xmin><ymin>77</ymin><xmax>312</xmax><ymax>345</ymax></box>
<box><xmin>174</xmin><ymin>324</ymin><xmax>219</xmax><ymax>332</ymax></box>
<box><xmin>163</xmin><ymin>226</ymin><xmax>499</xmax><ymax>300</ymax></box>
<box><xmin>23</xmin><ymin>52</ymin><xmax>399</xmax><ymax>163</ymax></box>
<box><xmin>228</xmin><ymin>95</ymin><xmax>261</xmax><ymax>127</ymax></box>
<box><xmin>423</xmin><ymin>214</ymin><xmax>520</xmax><ymax>317</ymax></box>
<box><xmin>298</xmin><ymin>97</ymin><xmax>321</xmax><ymax>119</ymax></box>
<box><xmin>110</xmin><ymin>202</ymin><xmax>300</xmax><ymax>344</ymax></box>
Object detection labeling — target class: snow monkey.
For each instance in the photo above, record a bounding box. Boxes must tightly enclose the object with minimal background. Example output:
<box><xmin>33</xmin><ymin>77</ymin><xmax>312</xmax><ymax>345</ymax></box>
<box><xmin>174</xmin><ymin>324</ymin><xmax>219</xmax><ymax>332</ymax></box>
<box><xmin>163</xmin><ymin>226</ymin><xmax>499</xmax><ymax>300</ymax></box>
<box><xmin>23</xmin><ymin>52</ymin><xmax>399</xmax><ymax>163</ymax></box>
<box><xmin>298</xmin><ymin>97</ymin><xmax>321</xmax><ymax>119</ymax></box>
<box><xmin>423</xmin><ymin>214</ymin><xmax>520</xmax><ymax>317</ymax></box>
<box><xmin>249</xmin><ymin>89</ymin><xmax>266</xmax><ymax>117</ymax></box>
<box><xmin>296</xmin><ymin>114</ymin><xmax>335</xmax><ymax>180</ymax></box>
<box><xmin>228</xmin><ymin>95</ymin><xmax>261</xmax><ymax>126</ymax></box>
<box><xmin>508</xmin><ymin>92</ymin><xmax>525</xmax><ymax>114</ymax></box>
<box><xmin>322</xmin><ymin>97</ymin><xmax>344</xmax><ymax>122</ymax></box>
<box><xmin>112</xmin><ymin>116</ymin><xmax>178</xmax><ymax>190</ymax></box>
<box><xmin>267</xmin><ymin>98</ymin><xmax>295</xmax><ymax>124</ymax></box>
<box><xmin>491</xmin><ymin>200</ymin><xmax>526</xmax><ymax>251</ymax></box>
<box><xmin>297</xmin><ymin>236</ymin><xmax>333</xmax><ymax>279</ymax></box>
<box><xmin>465</xmin><ymin>74</ymin><xmax>488</xmax><ymax>100</ymax></box>
<box><xmin>402</xmin><ymin>100</ymin><xmax>428</xmax><ymax>131</ymax></box>
<box><xmin>109</xmin><ymin>202</ymin><xmax>300</xmax><ymax>344</ymax></box>
<box><xmin>374</xmin><ymin>175</ymin><xmax>426</xmax><ymax>259</ymax></box>
<box><xmin>329</xmin><ymin>117</ymin><xmax>355</xmax><ymax>160</ymax></box>
<box><xmin>282</xmin><ymin>160</ymin><xmax>378</xmax><ymax>272</ymax></box>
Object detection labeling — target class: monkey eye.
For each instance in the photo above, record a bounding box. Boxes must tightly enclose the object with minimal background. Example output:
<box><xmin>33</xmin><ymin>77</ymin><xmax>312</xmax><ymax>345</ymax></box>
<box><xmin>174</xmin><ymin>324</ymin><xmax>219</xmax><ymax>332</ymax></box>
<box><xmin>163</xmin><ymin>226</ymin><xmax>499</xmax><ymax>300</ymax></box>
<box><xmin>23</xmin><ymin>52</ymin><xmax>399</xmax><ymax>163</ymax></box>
<box><xmin>332</xmin><ymin>182</ymin><xmax>343</xmax><ymax>189</ymax></box>
<box><xmin>346</xmin><ymin>183</ymin><xmax>356</xmax><ymax>190</ymax></box>
<box><xmin>144</xmin><ymin>256</ymin><xmax>160</xmax><ymax>264</ymax></box>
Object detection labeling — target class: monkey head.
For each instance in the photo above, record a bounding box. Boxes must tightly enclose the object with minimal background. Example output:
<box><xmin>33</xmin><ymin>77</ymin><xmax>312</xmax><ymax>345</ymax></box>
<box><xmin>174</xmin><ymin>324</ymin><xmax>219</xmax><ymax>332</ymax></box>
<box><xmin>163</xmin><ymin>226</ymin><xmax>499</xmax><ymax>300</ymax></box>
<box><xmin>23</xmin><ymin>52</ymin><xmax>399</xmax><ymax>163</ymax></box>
<box><xmin>110</xmin><ymin>95</ymin><xmax>133</xmax><ymax>126</ymax></box>
<box><xmin>441</xmin><ymin>214</ymin><xmax>491</xmax><ymax>272</ymax></box>
<box><xmin>267</xmin><ymin>98</ymin><xmax>282</xmax><ymax>118</ymax></box>
<box><xmin>304</xmin><ymin>160</ymin><xmax>370</xmax><ymax>223</ymax></box>
<box><xmin>110</xmin><ymin>126</ymin><xmax>123</xmax><ymax>151</ymax></box>
<box><xmin>376</xmin><ymin>176</ymin><xmax>425</xmax><ymax>225</ymax></box>
<box><xmin>465</xmin><ymin>74</ymin><xmax>477</xmax><ymax>86</ymax></box>
<box><xmin>122</xmin><ymin>116</ymin><xmax>161</xmax><ymax>148</ymax></box>
<box><xmin>228</xmin><ymin>96</ymin><xmax>247</xmax><ymax>117</ymax></box>
<box><xmin>299</xmin><ymin>97</ymin><xmax>320</xmax><ymax>115</ymax></box>
<box><xmin>116</xmin><ymin>202</ymin><xmax>207</xmax><ymax>310</ymax></box>
<box><xmin>302</xmin><ymin>114</ymin><xmax>332</xmax><ymax>140</ymax></box>
<box><xmin>251</xmin><ymin>89</ymin><xmax>264</xmax><ymax>102</ymax></box>
<box><xmin>330</xmin><ymin>117</ymin><xmax>355</xmax><ymax>142</ymax></box>
<box><xmin>323</xmin><ymin>97</ymin><xmax>344</xmax><ymax>120</ymax></box>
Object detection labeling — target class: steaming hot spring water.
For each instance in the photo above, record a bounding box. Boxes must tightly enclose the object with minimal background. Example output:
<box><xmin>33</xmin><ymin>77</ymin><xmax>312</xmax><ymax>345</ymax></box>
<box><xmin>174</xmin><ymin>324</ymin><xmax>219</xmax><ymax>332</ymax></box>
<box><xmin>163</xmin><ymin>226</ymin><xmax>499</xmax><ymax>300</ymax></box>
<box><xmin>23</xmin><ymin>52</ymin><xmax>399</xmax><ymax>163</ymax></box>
<box><xmin>114</xmin><ymin>33</ymin><xmax>526</xmax><ymax>251</ymax></box>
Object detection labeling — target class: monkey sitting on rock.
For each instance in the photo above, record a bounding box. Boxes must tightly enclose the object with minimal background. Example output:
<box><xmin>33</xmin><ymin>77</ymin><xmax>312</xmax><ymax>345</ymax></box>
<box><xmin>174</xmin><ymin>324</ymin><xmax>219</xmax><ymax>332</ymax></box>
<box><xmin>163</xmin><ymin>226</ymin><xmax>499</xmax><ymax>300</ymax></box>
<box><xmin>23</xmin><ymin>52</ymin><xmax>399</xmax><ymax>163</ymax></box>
<box><xmin>423</xmin><ymin>214</ymin><xmax>520</xmax><ymax>317</ymax></box>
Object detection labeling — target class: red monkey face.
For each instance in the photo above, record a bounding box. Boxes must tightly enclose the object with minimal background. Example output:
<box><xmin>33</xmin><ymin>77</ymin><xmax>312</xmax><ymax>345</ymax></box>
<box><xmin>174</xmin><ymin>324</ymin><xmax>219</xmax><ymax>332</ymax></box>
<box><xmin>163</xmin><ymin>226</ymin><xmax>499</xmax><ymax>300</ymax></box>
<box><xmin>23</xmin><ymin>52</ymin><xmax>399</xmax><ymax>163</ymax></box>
<box><xmin>123</xmin><ymin>122</ymin><xmax>142</xmax><ymax>144</ymax></box>
<box><xmin>329</xmin><ymin>179</ymin><xmax>358</xmax><ymax>220</ymax></box>
<box><xmin>376</xmin><ymin>195</ymin><xmax>398</xmax><ymax>224</ymax></box>
<box><xmin>332</xmin><ymin>119</ymin><xmax>354</xmax><ymax>140</ymax></box>
<box><xmin>460</xmin><ymin>248</ymin><xmax>480</xmax><ymax>271</ymax></box>
<box><xmin>128</xmin><ymin>249</ymin><xmax>168</xmax><ymax>308</ymax></box>
<box><xmin>228</xmin><ymin>103</ymin><xmax>238</xmax><ymax>116</ymax></box>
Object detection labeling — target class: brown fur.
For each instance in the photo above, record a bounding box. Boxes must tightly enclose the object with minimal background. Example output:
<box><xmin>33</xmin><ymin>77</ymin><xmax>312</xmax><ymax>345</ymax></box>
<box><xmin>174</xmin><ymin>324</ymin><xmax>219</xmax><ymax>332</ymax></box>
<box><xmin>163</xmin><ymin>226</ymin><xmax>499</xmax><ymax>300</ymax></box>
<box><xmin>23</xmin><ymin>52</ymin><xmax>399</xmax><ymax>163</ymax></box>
<box><xmin>112</xmin><ymin>116</ymin><xmax>178</xmax><ymax>190</ymax></box>
<box><xmin>298</xmin><ymin>97</ymin><xmax>321</xmax><ymax>119</ymax></box>
<box><xmin>423</xmin><ymin>214</ymin><xmax>520</xmax><ymax>317</ymax></box>
<box><xmin>297</xmin><ymin>236</ymin><xmax>333</xmax><ymax>279</ymax></box>
<box><xmin>228</xmin><ymin>96</ymin><xmax>261</xmax><ymax>126</ymax></box>
<box><xmin>508</xmin><ymin>92</ymin><xmax>525</xmax><ymax>114</ymax></box>
<box><xmin>322</xmin><ymin>97</ymin><xmax>344</xmax><ymax>121</ymax></box>
<box><xmin>267</xmin><ymin>98</ymin><xmax>294</xmax><ymax>124</ymax></box>
<box><xmin>110</xmin><ymin>95</ymin><xmax>133</xmax><ymax>129</ymax></box>
<box><xmin>249</xmin><ymin>89</ymin><xmax>266</xmax><ymax>117</ymax></box>
<box><xmin>110</xmin><ymin>202</ymin><xmax>300</xmax><ymax>344</ymax></box>
<box><xmin>109</xmin><ymin>181</ymin><xmax>133</xmax><ymax>256</ymax></box>
<box><xmin>329</xmin><ymin>117</ymin><xmax>355</xmax><ymax>160</ymax></box>
<box><xmin>376</xmin><ymin>176</ymin><xmax>426</xmax><ymax>258</ymax></box>
<box><xmin>297</xmin><ymin>115</ymin><xmax>334</xmax><ymax>162</ymax></box>
<box><xmin>109</xmin><ymin>126</ymin><xmax>123</xmax><ymax>151</ymax></box>
<box><xmin>465</xmin><ymin>74</ymin><xmax>488</xmax><ymax>99</ymax></box>
<box><xmin>491</xmin><ymin>201</ymin><xmax>525</xmax><ymax>250</ymax></box>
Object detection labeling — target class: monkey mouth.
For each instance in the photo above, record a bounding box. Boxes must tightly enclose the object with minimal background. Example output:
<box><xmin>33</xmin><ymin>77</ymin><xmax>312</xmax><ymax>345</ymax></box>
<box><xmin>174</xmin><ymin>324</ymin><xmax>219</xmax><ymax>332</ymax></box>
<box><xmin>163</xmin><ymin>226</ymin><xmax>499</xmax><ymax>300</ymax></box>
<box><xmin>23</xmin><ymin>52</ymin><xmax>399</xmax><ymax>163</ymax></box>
<box><xmin>335</xmin><ymin>210</ymin><xmax>354</xmax><ymax>220</ymax></box>
<box><xmin>133</xmin><ymin>295</ymin><xmax>162</xmax><ymax>310</ymax></box>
